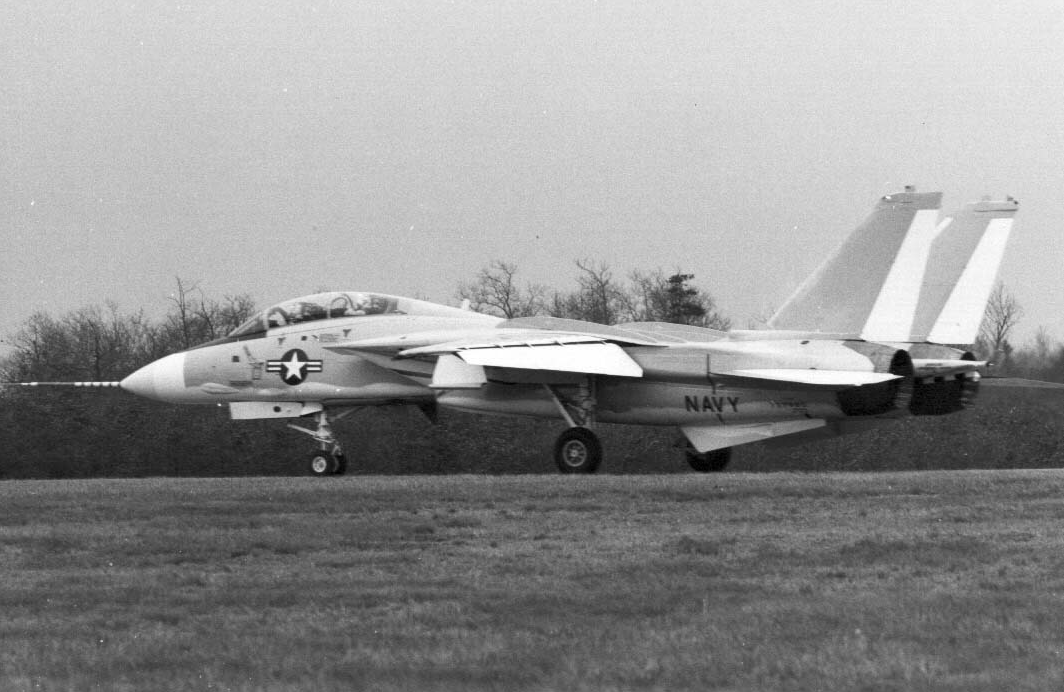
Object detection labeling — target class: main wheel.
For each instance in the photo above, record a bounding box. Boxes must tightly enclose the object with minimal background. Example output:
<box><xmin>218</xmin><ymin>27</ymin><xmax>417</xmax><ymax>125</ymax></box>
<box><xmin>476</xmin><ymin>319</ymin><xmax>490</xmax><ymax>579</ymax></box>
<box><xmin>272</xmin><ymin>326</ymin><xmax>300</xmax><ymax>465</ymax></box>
<box><xmin>686</xmin><ymin>447</ymin><xmax>731</xmax><ymax>473</ymax></box>
<box><xmin>554</xmin><ymin>427</ymin><xmax>603</xmax><ymax>474</ymax></box>
<box><xmin>308</xmin><ymin>450</ymin><xmax>341</xmax><ymax>476</ymax></box>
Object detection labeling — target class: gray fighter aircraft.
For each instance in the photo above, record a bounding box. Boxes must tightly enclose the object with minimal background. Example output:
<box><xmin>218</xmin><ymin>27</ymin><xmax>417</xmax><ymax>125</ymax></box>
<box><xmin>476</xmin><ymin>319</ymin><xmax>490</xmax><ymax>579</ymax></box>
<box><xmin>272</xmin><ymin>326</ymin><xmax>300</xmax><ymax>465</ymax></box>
<box><xmin>344</xmin><ymin>189</ymin><xmax>1019</xmax><ymax>473</ymax></box>
<box><xmin>9</xmin><ymin>189</ymin><xmax>1020</xmax><ymax>475</ymax></box>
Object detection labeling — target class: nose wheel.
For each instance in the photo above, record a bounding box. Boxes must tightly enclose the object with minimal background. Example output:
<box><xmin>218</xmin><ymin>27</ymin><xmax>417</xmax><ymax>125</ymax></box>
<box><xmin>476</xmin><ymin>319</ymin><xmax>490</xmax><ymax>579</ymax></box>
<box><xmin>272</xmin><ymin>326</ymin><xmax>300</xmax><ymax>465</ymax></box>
<box><xmin>308</xmin><ymin>448</ymin><xmax>347</xmax><ymax>476</ymax></box>
<box><xmin>288</xmin><ymin>409</ymin><xmax>353</xmax><ymax>476</ymax></box>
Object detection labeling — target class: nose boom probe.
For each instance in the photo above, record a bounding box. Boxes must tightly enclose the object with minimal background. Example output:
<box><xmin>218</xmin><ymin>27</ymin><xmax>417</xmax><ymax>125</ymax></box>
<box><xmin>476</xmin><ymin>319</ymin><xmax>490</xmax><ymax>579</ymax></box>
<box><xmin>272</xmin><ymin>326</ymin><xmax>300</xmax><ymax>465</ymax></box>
<box><xmin>2</xmin><ymin>381</ymin><xmax>122</xmax><ymax>388</ymax></box>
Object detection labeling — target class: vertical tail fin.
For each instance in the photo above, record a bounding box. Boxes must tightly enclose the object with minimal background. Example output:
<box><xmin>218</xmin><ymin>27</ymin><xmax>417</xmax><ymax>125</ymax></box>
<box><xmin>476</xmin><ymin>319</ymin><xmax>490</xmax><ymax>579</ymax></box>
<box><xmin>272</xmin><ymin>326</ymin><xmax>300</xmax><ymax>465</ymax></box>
<box><xmin>910</xmin><ymin>198</ymin><xmax>1019</xmax><ymax>345</ymax></box>
<box><xmin>768</xmin><ymin>189</ymin><xmax>943</xmax><ymax>336</ymax></box>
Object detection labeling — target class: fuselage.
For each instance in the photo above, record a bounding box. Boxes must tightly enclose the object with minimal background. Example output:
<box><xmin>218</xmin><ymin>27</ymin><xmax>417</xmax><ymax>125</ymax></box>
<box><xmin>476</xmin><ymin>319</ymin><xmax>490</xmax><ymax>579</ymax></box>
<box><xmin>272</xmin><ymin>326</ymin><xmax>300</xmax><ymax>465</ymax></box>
<box><xmin>120</xmin><ymin>290</ymin><xmax>969</xmax><ymax>433</ymax></box>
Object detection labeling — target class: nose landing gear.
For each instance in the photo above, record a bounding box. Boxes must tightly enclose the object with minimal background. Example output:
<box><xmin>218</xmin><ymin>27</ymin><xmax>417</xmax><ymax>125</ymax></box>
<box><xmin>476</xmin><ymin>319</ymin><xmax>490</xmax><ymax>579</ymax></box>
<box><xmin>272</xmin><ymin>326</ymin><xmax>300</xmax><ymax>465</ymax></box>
<box><xmin>288</xmin><ymin>409</ymin><xmax>353</xmax><ymax>476</ymax></box>
<box><xmin>308</xmin><ymin>448</ymin><xmax>347</xmax><ymax>476</ymax></box>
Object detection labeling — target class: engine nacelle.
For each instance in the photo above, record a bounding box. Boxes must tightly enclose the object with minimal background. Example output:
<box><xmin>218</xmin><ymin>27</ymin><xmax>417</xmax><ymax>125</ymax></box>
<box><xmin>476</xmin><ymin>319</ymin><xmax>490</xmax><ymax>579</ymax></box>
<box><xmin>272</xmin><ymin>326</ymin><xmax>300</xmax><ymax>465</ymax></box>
<box><xmin>836</xmin><ymin>349</ymin><xmax>914</xmax><ymax>417</ymax></box>
<box><xmin>909</xmin><ymin>349</ymin><xmax>979</xmax><ymax>415</ymax></box>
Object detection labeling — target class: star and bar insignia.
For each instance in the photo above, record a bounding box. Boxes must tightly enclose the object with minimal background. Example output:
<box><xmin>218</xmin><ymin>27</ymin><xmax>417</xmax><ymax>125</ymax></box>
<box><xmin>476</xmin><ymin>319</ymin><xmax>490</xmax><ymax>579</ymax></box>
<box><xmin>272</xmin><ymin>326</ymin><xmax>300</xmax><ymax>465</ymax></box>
<box><xmin>265</xmin><ymin>349</ymin><xmax>323</xmax><ymax>385</ymax></box>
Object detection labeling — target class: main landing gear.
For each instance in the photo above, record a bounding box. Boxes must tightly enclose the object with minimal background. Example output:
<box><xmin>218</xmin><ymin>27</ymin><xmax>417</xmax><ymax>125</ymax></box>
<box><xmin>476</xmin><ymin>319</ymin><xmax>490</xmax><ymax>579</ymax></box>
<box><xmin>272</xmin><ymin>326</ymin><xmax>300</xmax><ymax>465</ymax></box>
<box><xmin>554</xmin><ymin>427</ymin><xmax>603</xmax><ymax>474</ymax></box>
<box><xmin>685</xmin><ymin>445</ymin><xmax>732</xmax><ymax>473</ymax></box>
<box><xmin>288</xmin><ymin>409</ymin><xmax>353</xmax><ymax>476</ymax></box>
<box><xmin>545</xmin><ymin>383</ymin><xmax>604</xmax><ymax>474</ymax></box>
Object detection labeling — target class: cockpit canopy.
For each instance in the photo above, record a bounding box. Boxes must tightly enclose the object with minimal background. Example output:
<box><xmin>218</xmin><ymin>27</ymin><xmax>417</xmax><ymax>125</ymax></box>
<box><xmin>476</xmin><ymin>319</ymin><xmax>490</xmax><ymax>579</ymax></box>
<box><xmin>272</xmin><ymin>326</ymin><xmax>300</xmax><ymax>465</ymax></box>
<box><xmin>227</xmin><ymin>291</ymin><xmax>476</xmax><ymax>338</ymax></box>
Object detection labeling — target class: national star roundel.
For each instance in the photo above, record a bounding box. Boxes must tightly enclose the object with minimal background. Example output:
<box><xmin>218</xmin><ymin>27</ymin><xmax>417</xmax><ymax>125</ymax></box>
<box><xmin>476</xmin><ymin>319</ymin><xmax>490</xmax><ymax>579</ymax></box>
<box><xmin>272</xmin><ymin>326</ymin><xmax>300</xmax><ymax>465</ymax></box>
<box><xmin>265</xmin><ymin>349</ymin><xmax>323</xmax><ymax>385</ymax></box>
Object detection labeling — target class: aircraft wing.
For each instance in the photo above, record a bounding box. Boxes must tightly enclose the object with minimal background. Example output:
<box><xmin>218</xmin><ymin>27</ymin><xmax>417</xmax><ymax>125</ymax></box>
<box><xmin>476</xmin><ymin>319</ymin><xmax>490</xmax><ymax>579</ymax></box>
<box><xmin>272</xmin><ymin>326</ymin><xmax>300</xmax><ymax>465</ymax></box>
<box><xmin>402</xmin><ymin>337</ymin><xmax>645</xmax><ymax>378</ymax></box>
<box><xmin>329</xmin><ymin>322</ymin><xmax>662</xmax><ymax>380</ymax></box>
<box><xmin>323</xmin><ymin>328</ymin><xmax>506</xmax><ymax>356</ymax></box>
<box><xmin>328</xmin><ymin>321</ymin><xmax>662</xmax><ymax>356</ymax></box>
<box><xmin>715</xmin><ymin>369</ymin><xmax>900</xmax><ymax>387</ymax></box>
<box><xmin>612</xmin><ymin>321</ymin><xmax>728</xmax><ymax>343</ymax></box>
<box><xmin>455</xmin><ymin>341</ymin><xmax>642</xmax><ymax>377</ymax></box>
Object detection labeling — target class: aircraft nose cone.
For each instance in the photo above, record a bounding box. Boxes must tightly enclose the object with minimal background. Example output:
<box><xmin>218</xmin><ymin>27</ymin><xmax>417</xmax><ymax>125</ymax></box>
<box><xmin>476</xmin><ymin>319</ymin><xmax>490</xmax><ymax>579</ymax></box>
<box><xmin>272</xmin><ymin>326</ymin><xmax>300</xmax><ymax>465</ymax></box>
<box><xmin>120</xmin><ymin>364</ymin><xmax>156</xmax><ymax>399</ymax></box>
<box><xmin>120</xmin><ymin>352</ymin><xmax>187</xmax><ymax>401</ymax></box>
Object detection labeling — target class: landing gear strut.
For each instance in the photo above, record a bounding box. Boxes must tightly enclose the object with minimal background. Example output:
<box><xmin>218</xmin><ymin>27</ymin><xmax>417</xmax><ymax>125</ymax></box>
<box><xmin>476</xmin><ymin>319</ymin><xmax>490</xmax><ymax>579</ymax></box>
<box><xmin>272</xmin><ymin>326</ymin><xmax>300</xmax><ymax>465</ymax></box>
<box><xmin>288</xmin><ymin>409</ymin><xmax>352</xmax><ymax>476</ymax></box>
<box><xmin>685</xmin><ymin>446</ymin><xmax>732</xmax><ymax>473</ymax></box>
<box><xmin>545</xmin><ymin>382</ymin><xmax>604</xmax><ymax>474</ymax></box>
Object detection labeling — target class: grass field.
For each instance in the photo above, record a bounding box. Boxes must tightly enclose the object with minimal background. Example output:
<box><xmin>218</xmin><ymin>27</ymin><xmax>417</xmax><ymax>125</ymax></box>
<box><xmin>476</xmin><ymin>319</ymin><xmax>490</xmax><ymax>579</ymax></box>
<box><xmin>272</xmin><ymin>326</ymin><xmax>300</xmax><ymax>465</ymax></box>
<box><xmin>3</xmin><ymin>472</ymin><xmax>1064</xmax><ymax>691</ymax></box>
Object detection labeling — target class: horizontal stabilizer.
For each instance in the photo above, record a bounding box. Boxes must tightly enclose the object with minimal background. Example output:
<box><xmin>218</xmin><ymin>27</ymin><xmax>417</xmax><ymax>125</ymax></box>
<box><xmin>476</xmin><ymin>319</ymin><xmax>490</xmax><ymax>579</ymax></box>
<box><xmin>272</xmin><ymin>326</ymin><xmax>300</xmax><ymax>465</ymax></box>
<box><xmin>717</xmin><ymin>369</ymin><xmax>900</xmax><ymax>387</ymax></box>
<box><xmin>979</xmin><ymin>377</ymin><xmax>1064</xmax><ymax>390</ymax></box>
<box><xmin>682</xmin><ymin>419</ymin><xmax>828</xmax><ymax>452</ymax></box>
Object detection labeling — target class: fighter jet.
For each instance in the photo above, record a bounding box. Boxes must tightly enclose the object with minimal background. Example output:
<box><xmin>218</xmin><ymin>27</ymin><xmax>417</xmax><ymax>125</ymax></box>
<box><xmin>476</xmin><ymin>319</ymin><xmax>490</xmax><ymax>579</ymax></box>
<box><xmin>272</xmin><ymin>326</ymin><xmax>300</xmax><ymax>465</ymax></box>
<box><xmin>7</xmin><ymin>189</ymin><xmax>1019</xmax><ymax>476</ymax></box>
<box><xmin>342</xmin><ymin>190</ymin><xmax>1019</xmax><ymax>473</ymax></box>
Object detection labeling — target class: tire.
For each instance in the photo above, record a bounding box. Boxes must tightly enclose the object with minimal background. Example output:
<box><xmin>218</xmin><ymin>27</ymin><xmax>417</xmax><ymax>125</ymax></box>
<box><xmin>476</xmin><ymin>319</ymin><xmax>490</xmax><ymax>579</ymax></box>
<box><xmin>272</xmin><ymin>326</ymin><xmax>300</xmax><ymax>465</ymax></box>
<box><xmin>686</xmin><ymin>447</ymin><xmax>731</xmax><ymax>473</ymax></box>
<box><xmin>309</xmin><ymin>450</ymin><xmax>338</xmax><ymax>476</ymax></box>
<box><xmin>554</xmin><ymin>427</ymin><xmax>603</xmax><ymax>474</ymax></box>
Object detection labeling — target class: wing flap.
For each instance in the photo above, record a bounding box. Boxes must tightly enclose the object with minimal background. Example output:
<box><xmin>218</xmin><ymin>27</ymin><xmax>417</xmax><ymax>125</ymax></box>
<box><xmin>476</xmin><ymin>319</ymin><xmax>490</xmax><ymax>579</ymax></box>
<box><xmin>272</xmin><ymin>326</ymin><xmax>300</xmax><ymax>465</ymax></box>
<box><xmin>456</xmin><ymin>342</ymin><xmax>643</xmax><ymax>378</ymax></box>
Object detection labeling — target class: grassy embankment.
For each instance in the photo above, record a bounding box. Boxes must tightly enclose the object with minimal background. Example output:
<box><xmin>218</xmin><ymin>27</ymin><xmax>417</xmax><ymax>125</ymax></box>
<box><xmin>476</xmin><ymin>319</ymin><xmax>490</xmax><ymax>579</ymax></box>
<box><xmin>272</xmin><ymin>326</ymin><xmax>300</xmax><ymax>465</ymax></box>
<box><xmin>2</xmin><ymin>472</ymin><xmax>1064</xmax><ymax>691</ymax></box>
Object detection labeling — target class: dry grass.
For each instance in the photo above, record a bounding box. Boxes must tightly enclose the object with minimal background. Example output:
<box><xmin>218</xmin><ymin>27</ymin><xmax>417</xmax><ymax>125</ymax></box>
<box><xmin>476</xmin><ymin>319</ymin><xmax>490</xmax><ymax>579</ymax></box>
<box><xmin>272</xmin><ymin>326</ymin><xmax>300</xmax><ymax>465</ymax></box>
<box><xmin>2</xmin><ymin>471</ymin><xmax>1064</xmax><ymax>690</ymax></box>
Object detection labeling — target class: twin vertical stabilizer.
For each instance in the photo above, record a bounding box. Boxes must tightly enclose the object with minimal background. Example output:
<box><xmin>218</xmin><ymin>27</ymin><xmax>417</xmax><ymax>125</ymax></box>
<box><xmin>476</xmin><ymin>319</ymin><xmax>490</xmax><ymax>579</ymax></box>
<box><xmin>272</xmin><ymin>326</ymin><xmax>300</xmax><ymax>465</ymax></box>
<box><xmin>768</xmin><ymin>190</ymin><xmax>1018</xmax><ymax>346</ymax></box>
<box><xmin>911</xmin><ymin>198</ymin><xmax>1019</xmax><ymax>345</ymax></box>
<box><xmin>768</xmin><ymin>190</ymin><xmax>942</xmax><ymax>336</ymax></box>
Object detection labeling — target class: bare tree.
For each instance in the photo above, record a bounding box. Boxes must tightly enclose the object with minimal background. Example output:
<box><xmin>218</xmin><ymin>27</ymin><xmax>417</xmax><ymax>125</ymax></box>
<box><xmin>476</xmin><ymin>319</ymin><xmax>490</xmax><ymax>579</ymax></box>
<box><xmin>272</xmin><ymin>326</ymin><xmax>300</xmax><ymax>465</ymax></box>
<box><xmin>1010</xmin><ymin>325</ymin><xmax>1058</xmax><ymax>379</ymax></box>
<box><xmin>168</xmin><ymin>277</ymin><xmax>198</xmax><ymax>350</ymax></box>
<box><xmin>548</xmin><ymin>259</ymin><xmax>633</xmax><ymax>325</ymax></box>
<box><xmin>977</xmin><ymin>282</ymin><xmax>1023</xmax><ymax>368</ymax></box>
<box><xmin>456</xmin><ymin>260</ymin><xmax>546</xmax><ymax>318</ymax></box>
<box><xmin>629</xmin><ymin>269</ymin><xmax>731</xmax><ymax>329</ymax></box>
<box><xmin>162</xmin><ymin>277</ymin><xmax>256</xmax><ymax>347</ymax></box>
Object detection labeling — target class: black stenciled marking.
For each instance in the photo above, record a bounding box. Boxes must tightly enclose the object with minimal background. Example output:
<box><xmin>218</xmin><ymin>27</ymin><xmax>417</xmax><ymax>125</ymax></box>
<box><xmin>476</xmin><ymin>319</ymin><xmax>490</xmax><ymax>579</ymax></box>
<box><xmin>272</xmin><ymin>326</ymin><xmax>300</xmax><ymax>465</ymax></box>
<box><xmin>683</xmin><ymin>395</ymin><xmax>740</xmax><ymax>413</ymax></box>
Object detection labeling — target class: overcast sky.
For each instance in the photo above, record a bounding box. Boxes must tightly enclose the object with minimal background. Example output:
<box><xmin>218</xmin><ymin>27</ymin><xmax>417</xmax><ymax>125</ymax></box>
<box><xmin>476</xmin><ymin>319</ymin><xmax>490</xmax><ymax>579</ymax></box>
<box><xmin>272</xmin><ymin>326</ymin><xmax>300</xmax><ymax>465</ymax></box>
<box><xmin>3</xmin><ymin>1</ymin><xmax>1063</xmax><ymax>353</ymax></box>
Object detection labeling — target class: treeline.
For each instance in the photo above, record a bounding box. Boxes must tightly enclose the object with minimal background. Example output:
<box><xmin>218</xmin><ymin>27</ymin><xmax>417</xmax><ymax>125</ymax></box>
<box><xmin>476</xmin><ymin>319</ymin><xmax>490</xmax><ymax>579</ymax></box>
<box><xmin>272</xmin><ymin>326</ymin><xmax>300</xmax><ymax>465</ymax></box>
<box><xmin>457</xmin><ymin>260</ymin><xmax>731</xmax><ymax>328</ymax></box>
<box><xmin>2</xmin><ymin>268</ymin><xmax>1064</xmax><ymax>478</ymax></box>
<box><xmin>972</xmin><ymin>284</ymin><xmax>1064</xmax><ymax>382</ymax></box>
<box><xmin>0</xmin><ymin>281</ymin><xmax>279</xmax><ymax>478</ymax></box>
